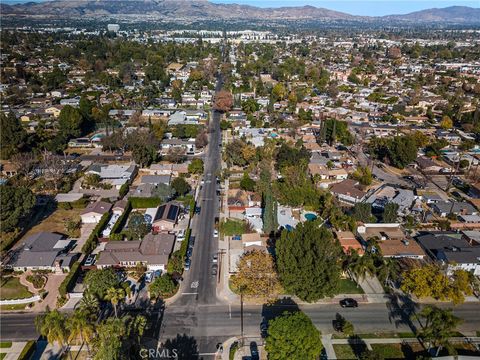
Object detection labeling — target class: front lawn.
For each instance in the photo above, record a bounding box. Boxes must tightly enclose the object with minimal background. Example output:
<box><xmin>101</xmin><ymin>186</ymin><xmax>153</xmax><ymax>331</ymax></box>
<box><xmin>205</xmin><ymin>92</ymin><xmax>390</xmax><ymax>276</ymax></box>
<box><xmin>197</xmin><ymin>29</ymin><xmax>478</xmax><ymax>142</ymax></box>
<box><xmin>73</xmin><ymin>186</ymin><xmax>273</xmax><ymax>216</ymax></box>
<box><xmin>337</xmin><ymin>278</ymin><xmax>364</xmax><ymax>294</ymax></box>
<box><xmin>332</xmin><ymin>344</ymin><xmax>357</xmax><ymax>359</ymax></box>
<box><xmin>0</xmin><ymin>342</ymin><xmax>12</xmax><ymax>348</ymax></box>
<box><xmin>0</xmin><ymin>277</ymin><xmax>33</xmax><ymax>300</ymax></box>
<box><xmin>219</xmin><ymin>218</ymin><xmax>249</xmax><ymax>236</ymax></box>
<box><xmin>371</xmin><ymin>344</ymin><xmax>405</xmax><ymax>359</ymax></box>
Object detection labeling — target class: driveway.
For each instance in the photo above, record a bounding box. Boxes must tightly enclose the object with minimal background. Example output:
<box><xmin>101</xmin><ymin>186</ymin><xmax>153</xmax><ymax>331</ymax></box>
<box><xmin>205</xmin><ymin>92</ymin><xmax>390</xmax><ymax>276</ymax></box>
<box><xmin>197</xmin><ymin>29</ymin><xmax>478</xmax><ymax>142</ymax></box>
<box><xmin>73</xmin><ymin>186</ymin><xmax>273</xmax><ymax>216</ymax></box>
<box><xmin>73</xmin><ymin>223</ymin><xmax>97</xmax><ymax>254</ymax></box>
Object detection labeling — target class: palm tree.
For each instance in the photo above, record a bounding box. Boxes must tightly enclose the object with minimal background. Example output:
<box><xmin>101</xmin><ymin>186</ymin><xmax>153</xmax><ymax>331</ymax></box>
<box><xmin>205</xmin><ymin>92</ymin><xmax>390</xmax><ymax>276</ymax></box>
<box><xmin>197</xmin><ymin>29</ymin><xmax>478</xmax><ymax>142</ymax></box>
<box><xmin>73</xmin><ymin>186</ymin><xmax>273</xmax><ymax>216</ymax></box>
<box><xmin>418</xmin><ymin>305</ymin><xmax>462</xmax><ymax>356</ymax></box>
<box><xmin>346</xmin><ymin>251</ymin><xmax>376</xmax><ymax>280</ymax></box>
<box><xmin>67</xmin><ymin>309</ymin><xmax>95</xmax><ymax>355</ymax></box>
<box><xmin>378</xmin><ymin>258</ymin><xmax>400</xmax><ymax>286</ymax></box>
<box><xmin>78</xmin><ymin>292</ymin><xmax>100</xmax><ymax>320</ymax></box>
<box><xmin>104</xmin><ymin>287</ymin><xmax>125</xmax><ymax>318</ymax></box>
<box><xmin>35</xmin><ymin>309</ymin><xmax>69</xmax><ymax>356</ymax></box>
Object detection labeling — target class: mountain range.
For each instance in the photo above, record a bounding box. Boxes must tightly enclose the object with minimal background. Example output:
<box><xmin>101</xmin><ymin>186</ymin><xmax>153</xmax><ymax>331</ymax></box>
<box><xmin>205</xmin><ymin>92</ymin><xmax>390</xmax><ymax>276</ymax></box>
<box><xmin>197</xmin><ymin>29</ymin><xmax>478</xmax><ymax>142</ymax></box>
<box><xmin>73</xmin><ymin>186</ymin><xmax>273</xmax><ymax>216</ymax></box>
<box><xmin>1</xmin><ymin>0</ymin><xmax>479</xmax><ymax>24</ymax></box>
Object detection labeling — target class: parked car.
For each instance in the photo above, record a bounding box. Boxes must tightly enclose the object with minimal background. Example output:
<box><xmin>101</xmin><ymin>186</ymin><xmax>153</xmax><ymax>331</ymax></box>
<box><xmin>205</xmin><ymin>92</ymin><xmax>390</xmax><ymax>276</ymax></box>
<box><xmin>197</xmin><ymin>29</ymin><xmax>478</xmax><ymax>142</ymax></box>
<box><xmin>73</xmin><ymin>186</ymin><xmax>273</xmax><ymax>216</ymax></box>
<box><xmin>211</xmin><ymin>266</ymin><xmax>218</xmax><ymax>276</ymax></box>
<box><xmin>212</xmin><ymin>254</ymin><xmax>218</xmax><ymax>263</ymax></box>
<box><xmin>184</xmin><ymin>259</ymin><xmax>191</xmax><ymax>271</ymax></box>
<box><xmin>186</xmin><ymin>248</ymin><xmax>193</xmax><ymax>258</ymax></box>
<box><xmin>250</xmin><ymin>342</ymin><xmax>259</xmax><ymax>360</ymax></box>
<box><xmin>339</xmin><ymin>298</ymin><xmax>358</xmax><ymax>308</ymax></box>
<box><xmin>145</xmin><ymin>271</ymin><xmax>154</xmax><ymax>283</ymax></box>
<box><xmin>84</xmin><ymin>255</ymin><xmax>95</xmax><ymax>266</ymax></box>
<box><xmin>213</xmin><ymin>229</ymin><xmax>218</xmax><ymax>237</ymax></box>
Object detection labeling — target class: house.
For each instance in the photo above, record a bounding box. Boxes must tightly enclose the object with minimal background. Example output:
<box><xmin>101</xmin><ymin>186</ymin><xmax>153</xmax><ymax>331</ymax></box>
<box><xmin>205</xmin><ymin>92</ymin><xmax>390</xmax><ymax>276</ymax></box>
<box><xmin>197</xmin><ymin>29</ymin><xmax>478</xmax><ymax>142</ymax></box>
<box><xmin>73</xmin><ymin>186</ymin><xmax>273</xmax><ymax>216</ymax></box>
<box><xmin>168</xmin><ymin>111</ymin><xmax>199</xmax><ymax>126</ymax></box>
<box><xmin>229</xmin><ymin>232</ymin><xmax>268</xmax><ymax>273</ymax></box>
<box><xmin>367</xmin><ymin>186</ymin><xmax>415</xmax><ymax>215</ymax></box>
<box><xmin>357</xmin><ymin>223</ymin><xmax>425</xmax><ymax>259</ymax></box>
<box><xmin>86</xmin><ymin>164</ymin><xmax>137</xmax><ymax>188</ymax></box>
<box><xmin>330</xmin><ymin>179</ymin><xmax>366</xmax><ymax>204</ymax></box>
<box><xmin>112</xmin><ymin>199</ymin><xmax>128</xmax><ymax>216</ymax></box>
<box><xmin>80</xmin><ymin>201</ymin><xmax>112</xmax><ymax>224</ymax></box>
<box><xmin>140</xmin><ymin>175</ymin><xmax>171</xmax><ymax>186</ymax></box>
<box><xmin>96</xmin><ymin>233</ymin><xmax>175</xmax><ymax>271</ymax></box>
<box><xmin>335</xmin><ymin>230</ymin><xmax>364</xmax><ymax>255</ymax></box>
<box><xmin>244</xmin><ymin>206</ymin><xmax>263</xmax><ymax>233</ymax></box>
<box><xmin>417</xmin><ymin>232</ymin><xmax>480</xmax><ymax>275</ymax></box>
<box><xmin>416</xmin><ymin>156</ymin><xmax>443</xmax><ymax>173</ymax></box>
<box><xmin>12</xmin><ymin>232</ymin><xmax>77</xmax><ymax>272</ymax></box>
<box><xmin>152</xmin><ymin>202</ymin><xmax>181</xmax><ymax>232</ymax></box>
<box><xmin>431</xmin><ymin>201</ymin><xmax>478</xmax><ymax>218</ymax></box>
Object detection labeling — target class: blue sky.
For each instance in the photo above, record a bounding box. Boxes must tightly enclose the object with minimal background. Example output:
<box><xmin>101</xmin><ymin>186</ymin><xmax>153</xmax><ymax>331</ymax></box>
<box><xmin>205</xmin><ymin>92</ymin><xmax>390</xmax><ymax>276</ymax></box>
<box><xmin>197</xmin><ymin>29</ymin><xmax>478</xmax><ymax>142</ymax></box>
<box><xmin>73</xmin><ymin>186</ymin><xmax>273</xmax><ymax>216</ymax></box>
<box><xmin>211</xmin><ymin>1</ymin><xmax>479</xmax><ymax>16</ymax></box>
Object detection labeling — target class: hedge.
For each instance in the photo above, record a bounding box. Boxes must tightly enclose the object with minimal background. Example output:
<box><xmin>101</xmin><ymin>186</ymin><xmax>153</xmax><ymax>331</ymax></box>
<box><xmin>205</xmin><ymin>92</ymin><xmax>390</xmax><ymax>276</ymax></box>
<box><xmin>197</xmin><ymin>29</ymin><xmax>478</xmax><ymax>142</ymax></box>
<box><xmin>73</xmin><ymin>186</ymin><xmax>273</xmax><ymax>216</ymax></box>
<box><xmin>129</xmin><ymin>197</ymin><xmax>162</xmax><ymax>208</ymax></box>
<box><xmin>58</xmin><ymin>261</ymin><xmax>81</xmax><ymax>297</ymax></box>
<box><xmin>81</xmin><ymin>212</ymin><xmax>111</xmax><ymax>254</ymax></box>
<box><xmin>111</xmin><ymin>200</ymin><xmax>132</xmax><ymax>235</ymax></box>
<box><xmin>18</xmin><ymin>340</ymin><xmax>35</xmax><ymax>360</ymax></box>
<box><xmin>189</xmin><ymin>198</ymin><xmax>196</xmax><ymax>217</ymax></box>
<box><xmin>119</xmin><ymin>182</ymin><xmax>129</xmax><ymax>198</ymax></box>
<box><xmin>179</xmin><ymin>228</ymin><xmax>191</xmax><ymax>260</ymax></box>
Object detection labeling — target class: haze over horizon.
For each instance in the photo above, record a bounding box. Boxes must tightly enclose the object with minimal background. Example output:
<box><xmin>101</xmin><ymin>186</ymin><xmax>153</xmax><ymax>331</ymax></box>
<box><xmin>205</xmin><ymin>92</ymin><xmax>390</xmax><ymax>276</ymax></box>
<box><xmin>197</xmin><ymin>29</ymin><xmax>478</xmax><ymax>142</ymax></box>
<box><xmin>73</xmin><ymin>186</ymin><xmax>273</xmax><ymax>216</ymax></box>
<box><xmin>2</xmin><ymin>0</ymin><xmax>479</xmax><ymax>16</ymax></box>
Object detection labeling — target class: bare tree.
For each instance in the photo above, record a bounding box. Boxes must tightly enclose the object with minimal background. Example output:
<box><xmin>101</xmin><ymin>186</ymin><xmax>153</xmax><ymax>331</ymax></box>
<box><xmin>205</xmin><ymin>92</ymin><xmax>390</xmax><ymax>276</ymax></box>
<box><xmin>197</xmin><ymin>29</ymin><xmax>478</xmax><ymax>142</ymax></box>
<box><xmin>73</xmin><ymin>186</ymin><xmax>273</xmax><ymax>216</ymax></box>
<box><xmin>11</xmin><ymin>152</ymin><xmax>38</xmax><ymax>178</ymax></box>
<box><xmin>195</xmin><ymin>130</ymin><xmax>209</xmax><ymax>149</ymax></box>
<box><xmin>41</xmin><ymin>151</ymin><xmax>66</xmax><ymax>191</ymax></box>
<box><xmin>214</xmin><ymin>90</ymin><xmax>233</xmax><ymax>112</ymax></box>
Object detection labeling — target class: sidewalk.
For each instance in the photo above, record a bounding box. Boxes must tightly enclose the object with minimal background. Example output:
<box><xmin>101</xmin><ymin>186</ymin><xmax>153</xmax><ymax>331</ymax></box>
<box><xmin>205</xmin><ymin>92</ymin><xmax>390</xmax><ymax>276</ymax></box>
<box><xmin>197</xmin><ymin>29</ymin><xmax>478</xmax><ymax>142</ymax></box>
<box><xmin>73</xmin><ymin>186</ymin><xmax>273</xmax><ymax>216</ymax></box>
<box><xmin>0</xmin><ymin>342</ymin><xmax>27</xmax><ymax>360</ymax></box>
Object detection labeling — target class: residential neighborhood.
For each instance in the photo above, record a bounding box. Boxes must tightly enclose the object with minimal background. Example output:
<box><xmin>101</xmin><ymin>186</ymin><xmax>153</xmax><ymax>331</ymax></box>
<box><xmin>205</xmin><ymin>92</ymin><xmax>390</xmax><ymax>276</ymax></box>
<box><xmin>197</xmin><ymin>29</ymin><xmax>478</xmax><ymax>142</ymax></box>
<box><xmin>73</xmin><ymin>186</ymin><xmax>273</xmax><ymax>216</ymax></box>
<box><xmin>1</xmin><ymin>2</ymin><xmax>480</xmax><ymax>359</ymax></box>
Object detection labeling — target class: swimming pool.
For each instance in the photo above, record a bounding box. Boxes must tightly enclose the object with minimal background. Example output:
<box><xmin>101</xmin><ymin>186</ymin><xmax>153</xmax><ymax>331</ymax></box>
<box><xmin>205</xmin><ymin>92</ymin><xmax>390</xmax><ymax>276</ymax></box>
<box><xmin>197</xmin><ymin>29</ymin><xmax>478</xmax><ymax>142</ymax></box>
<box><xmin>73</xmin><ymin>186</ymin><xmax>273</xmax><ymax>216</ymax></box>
<box><xmin>304</xmin><ymin>213</ymin><xmax>318</xmax><ymax>221</ymax></box>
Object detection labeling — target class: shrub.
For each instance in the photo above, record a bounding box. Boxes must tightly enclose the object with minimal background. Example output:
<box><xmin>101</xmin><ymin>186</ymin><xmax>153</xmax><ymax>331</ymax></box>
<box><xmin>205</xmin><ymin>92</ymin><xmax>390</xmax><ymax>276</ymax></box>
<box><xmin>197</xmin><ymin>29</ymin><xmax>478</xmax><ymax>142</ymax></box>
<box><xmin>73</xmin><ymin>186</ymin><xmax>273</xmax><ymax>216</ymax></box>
<box><xmin>82</xmin><ymin>212</ymin><xmax>110</xmax><ymax>253</ymax></box>
<box><xmin>119</xmin><ymin>182</ymin><xmax>129</xmax><ymax>198</ymax></box>
<box><xmin>58</xmin><ymin>261</ymin><xmax>81</xmax><ymax>297</ymax></box>
<box><xmin>111</xmin><ymin>200</ymin><xmax>132</xmax><ymax>235</ymax></box>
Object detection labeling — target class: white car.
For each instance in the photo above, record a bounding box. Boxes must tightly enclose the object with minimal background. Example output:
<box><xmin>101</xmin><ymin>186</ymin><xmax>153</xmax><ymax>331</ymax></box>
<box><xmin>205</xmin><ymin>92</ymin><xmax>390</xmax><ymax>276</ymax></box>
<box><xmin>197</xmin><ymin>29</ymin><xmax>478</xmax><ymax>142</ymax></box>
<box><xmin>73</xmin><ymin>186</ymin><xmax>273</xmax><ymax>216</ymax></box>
<box><xmin>213</xmin><ymin>230</ymin><xmax>218</xmax><ymax>237</ymax></box>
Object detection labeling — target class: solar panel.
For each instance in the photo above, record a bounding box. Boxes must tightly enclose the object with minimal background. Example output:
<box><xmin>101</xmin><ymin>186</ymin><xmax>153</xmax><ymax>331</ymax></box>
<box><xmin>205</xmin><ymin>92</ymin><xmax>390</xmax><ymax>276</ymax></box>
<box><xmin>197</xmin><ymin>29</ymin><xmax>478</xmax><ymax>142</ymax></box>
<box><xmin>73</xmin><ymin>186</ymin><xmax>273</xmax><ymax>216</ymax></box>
<box><xmin>155</xmin><ymin>205</ymin><xmax>166</xmax><ymax>220</ymax></box>
<box><xmin>167</xmin><ymin>205</ymin><xmax>179</xmax><ymax>221</ymax></box>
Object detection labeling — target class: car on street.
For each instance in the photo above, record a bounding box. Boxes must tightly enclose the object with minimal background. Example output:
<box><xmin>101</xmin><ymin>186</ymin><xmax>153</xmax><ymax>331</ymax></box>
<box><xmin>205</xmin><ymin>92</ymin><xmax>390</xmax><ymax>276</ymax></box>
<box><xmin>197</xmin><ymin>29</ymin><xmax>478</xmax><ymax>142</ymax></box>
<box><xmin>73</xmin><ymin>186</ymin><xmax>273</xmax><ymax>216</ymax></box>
<box><xmin>186</xmin><ymin>248</ymin><xmax>193</xmax><ymax>258</ymax></box>
<box><xmin>213</xmin><ymin>229</ymin><xmax>218</xmax><ymax>237</ymax></box>
<box><xmin>212</xmin><ymin>254</ymin><xmax>218</xmax><ymax>263</ymax></box>
<box><xmin>195</xmin><ymin>206</ymin><xmax>201</xmax><ymax>214</ymax></box>
<box><xmin>184</xmin><ymin>259</ymin><xmax>191</xmax><ymax>270</ymax></box>
<box><xmin>260</xmin><ymin>320</ymin><xmax>268</xmax><ymax>338</ymax></box>
<box><xmin>339</xmin><ymin>298</ymin><xmax>358</xmax><ymax>308</ymax></box>
<box><xmin>211</xmin><ymin>264</ymin><xmax>218</xmax><ymax>276</ymax></box>
<box><xmin>250</xmin><ymin>342</ymin><xmax>259</xmax><ymax>360</ymax></box>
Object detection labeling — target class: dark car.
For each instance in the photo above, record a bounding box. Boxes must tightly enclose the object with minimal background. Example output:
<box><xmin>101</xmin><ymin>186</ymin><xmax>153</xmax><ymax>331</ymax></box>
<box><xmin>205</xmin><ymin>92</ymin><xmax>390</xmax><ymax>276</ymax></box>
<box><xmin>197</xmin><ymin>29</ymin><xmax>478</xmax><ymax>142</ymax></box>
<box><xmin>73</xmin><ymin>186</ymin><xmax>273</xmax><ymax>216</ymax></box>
<box><xmin>211</xmin><ymin>264</ymin><xmax>218</xmax><ymax>276</ymax></box>
<box><xmin>260</xmin><ymin>319</ymin><xmax>268</xmax><ymax>338</ymax></box>
<box><xmin>250</xmin><ymin>342</ymin><xmax>259</xmax><ymax>360</ymax></box>
<box><xmin>195</xmin><ymin>206</ymin><xmax>201</xmax><ymax>214</ymax></box>
<box><xmin>186</xmin><ymin>248</ymin><xmax>193</xmax><ymax>258</ymax></box>
<box><xmin>339</xmin><ymin>298</ymin><xmax>358</xmax><ymax>308</ymax></box>
<box><xmin>184</xmin><ymin>259</ymin><xmax>191</xmax><ymax>270</ymax></box>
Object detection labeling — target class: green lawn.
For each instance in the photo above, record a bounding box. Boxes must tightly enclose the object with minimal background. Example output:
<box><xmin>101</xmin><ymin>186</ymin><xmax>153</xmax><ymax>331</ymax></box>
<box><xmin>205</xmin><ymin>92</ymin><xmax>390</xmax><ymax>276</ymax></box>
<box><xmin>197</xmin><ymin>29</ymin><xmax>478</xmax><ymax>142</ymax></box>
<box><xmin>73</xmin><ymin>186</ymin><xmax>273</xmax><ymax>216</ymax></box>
<box><xmin>332</xmin><ymin>332</ymin><xmax>415</xmax><ymax>339</ymax></box>
<box><xmin>0</xmin><ymin>342</ymin><xmax>12</xmax><ymax>348</ymax></box>
<box><xmin>0</xmin><ymin>353</ymin><xmax>6</xmax><ymax>360</ymax></box>
<box><xmin>337</xmin><ymin>278</ymin><xmax>364</xmax><ymax>294</ymax></box>
<box><xmin>219</xmin><ymin>218</ymin><xmax>248</xmax><ymax>236</ymax></box>
<box><xmin>0</xmin><ymin>277</ymin><xmax>33</xmax><ymax>300</ymax></box>
<box><xmin>0</xmin><ymin>303</ymin><xmax>33</xmax><ymax>311</ymax></box>
<box><xmin>333</xmin><ymin>344</ymin><xmax>358</xmax><ymax>359</ymax></box>
<box><xmin>371</xmin><ymin>344</ymin><xmax>405</xmax><ymax>359</ymax></box>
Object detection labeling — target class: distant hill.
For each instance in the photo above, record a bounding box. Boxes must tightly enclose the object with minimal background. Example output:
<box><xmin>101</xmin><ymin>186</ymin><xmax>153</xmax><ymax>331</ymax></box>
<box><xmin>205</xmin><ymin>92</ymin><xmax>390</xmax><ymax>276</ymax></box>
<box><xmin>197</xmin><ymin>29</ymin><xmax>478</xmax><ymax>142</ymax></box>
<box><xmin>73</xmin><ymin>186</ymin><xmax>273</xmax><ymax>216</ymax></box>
<box><xmin>383</xmin><ymin>6</ymin><xmax>480</xmax><ymax>23</ymax></box>
<box><xmin>1</xmin><ymin>0</ymin><xmax>479</xmax><ymax>24</ymax></box>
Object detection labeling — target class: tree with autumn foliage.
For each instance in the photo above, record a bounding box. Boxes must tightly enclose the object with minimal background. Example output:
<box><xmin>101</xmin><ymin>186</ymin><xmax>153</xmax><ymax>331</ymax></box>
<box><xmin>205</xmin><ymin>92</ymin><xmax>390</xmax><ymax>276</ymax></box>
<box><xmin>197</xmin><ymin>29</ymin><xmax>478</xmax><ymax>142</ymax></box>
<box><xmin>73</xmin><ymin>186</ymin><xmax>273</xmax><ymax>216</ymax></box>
<box><xmin>214</xmin><ymin>89</ymin><xmax>233</xmax><ymax>112</ymax></box>
<box><xmin>230</xmin><ymin>249</ymin><xmax>281</xmax><ymax>302</ymax></box>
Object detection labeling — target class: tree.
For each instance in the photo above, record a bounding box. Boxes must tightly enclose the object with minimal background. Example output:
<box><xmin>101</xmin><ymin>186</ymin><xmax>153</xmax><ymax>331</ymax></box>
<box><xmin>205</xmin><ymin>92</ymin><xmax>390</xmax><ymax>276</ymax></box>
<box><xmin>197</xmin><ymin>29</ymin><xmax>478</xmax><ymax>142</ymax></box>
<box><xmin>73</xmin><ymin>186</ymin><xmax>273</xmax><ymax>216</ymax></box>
<box><xmin>401</xmin><ymin>265</ymin><xmax>472</xmax><ymax>304</ymax></box>
<box><xmin>41</xmin><ymin>151</ymin><xmax>67</xmax><ymax>191</ymax></box>
<box><xmin>0</xmin><ymin>185</ymin><xmax>35</xmax><ymax>233</ymax></box>
<box><xmin>104</xmin><ymin>287</ymin><xmax>125</xmax><ymax>318</ymax></box>
<box><xmin>171</xmin><ymin>177</ymin><xmax>190</xmax><ymax>196</ymax></box>
<box><xmin>149</xmin><ymin>274</ymin><xmax>177</xmax><ymax>299</ymax></box>
<box><xmin>351</xmin><ymin>166</ymin><xmax>373</xmax><ymax>186</ymax></box>
<box><xmin>78</xmin><ymin>292</ymin><xmax>100</xmax><ymax>321</ymax></box>
<box><xmin>151</xmin><ymin>183</ymin><xmax>175</xmax><ymax>202</ymax></box>
<box><xmin>35</xmin><ymin>309</ymin><xmax>69</xmax><ymax>348</ymax></box>
<box><xmin>240</xmin><ymin>172</ymin><xmax>255</xmax><ymax>191</ymax></box>
<box><xmin>266</xmin><ymin>311</ymin><xmax>323</xmax><ymax>360</ymax></box>
<box><xmin>335</xmin><ymin>314</ymin><xmax>354</xmax><ymax>336</ymax></box>
<box><xmin>64</xmin><ymin>217</ymin><xmax>81</xmax><ymax>237</ymax></box>
<box><xmin>353</xmin><ymin>203</ymin><xmax>374</xmax><ymax>223</ymax></box>
<box><xmin>195</xmin><ymin>130</ymin><xmax>208</xmax><ymax>149</ymax></box>
<box><xmin>440</xmin><ymin>115</ymin><xmax>453</xmax><ymax>130</ymax></box>
<box><xmin>84</xmin><ymin>268</ymin><xmax>120</xmax><ymax>299</ymax></box>
<box><xmin>58</xmin><ymin>105</ymin><xmax>83</xmax><ymax>139</ymax></box>
<box><xmin>0</xmin><ymin>112</ymin><xmax>27</xmax><ymax>159</ymax></box>
<box><xmin>125</xmin><ymin>212</ymin><xmax>150</xmax><ymax>240</ymax></box>
<box><xmin>132</xmin><ymin>144</ymin><xmax>157</xmax><ymax>168</ymax></box>
<box><xmin>165</xmin><ymin>147</ymin><xmax>187</xmax><ymax>163</ymax></box>
<box><xmin>230</xmin><ymin>249</ymin><xmax>281</xmax><ymax>301</ymax></box>
<box><xmin>67</xmin><ymin>309</ymin><xmax>94</xmax><ymax>354</ymax></box>
<box><xmin>188</xmin><ymin>158</ymin><xmax>204</xmax><ymax>175</ymax></box>
<box><xmin>93</xmin><ymin>317</ymin><xmax>125</xmax><ymax>360</ymax></box>
<box><xmin>345</xmin><ymin>250</ymin><xmax>377</xmax><ymax>280</ymax></box>
<box><xmin>418</xmin><ymin>305</ymin><xmax>462</xmax><ymax>356</ymax></box>
<box><xmin>214</xmin><ymin>89</ymin><xmax>233</xmax><ymax>112</ymax></box>
<box><xmin>276</xmin><ymin>222</ymin><xmax>343</xmax><ymax>302</ymax></box>
<box><xmin>382</xmin><ymin>203</ymin><xmax>399</xmax><ymax>223</ymax></box>
<box><xmin>241</xmin><ymin>98</ymin><xmax>259</xmax><ymax>114</ymax></box>
<box><xmin>271</xmin><ymin>83</ymin><xmax>286</xmax><ymax>101</ymax></box>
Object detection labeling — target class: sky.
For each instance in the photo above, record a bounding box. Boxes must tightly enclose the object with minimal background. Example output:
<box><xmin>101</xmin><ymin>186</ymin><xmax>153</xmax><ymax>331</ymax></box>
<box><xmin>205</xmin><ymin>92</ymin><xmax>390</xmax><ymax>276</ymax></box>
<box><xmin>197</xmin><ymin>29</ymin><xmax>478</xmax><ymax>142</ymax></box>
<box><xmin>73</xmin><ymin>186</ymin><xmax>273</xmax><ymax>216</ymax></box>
<box><xmin>2</xmin><ymin>0</ymin><xmax>479</xmax><ymax>16</ymax></box>
<box><xmin>211</xmin><ymin>0</ymin><xmax>480</xmax><ymax>16</ymax></box>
